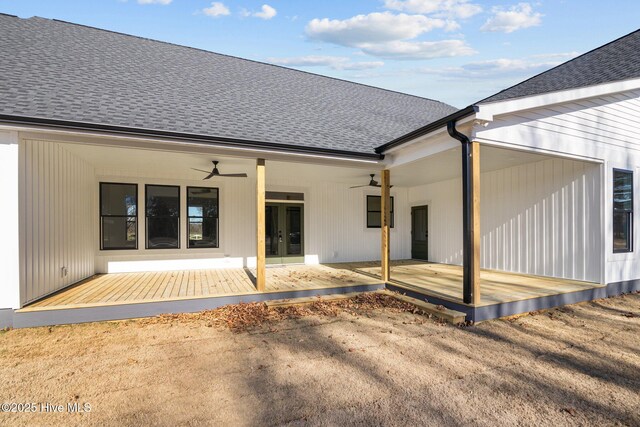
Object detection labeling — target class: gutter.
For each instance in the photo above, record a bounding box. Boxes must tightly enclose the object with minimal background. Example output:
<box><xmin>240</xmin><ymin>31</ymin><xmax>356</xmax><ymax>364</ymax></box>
<box><xmin>0</xmin><ymin>114</ymin><xmax>384</xmax><ymax>162</ymax></box>
<box><xmin>446</xmin><ymin>119</ymin><xmax>476</xmax><ymax>305</ymax></box>
<box><xmin>375</xmin><ymin>105</ymin><xmax>476</xmax><ymax>154</ymax></box>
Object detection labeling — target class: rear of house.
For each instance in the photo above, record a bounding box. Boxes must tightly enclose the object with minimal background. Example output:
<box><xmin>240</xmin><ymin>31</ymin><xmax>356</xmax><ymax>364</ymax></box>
<box><xmin>0</xmin><ymin>15</ymin><xmax>638</xmax><ymax>327</ymax></box>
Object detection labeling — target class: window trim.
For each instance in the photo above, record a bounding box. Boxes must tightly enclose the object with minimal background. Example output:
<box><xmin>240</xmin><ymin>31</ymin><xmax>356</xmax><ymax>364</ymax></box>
<box><xmin>366</xmin><ymin>195</ymin><xmax>395</xmax><ymax>229</ymax></box>
<box><xmin>145</xmin><ymin>184</ymin><xmax>181</xmax><ymax>250</ymax></box>
<box><xmin>613</xmin><ymin>168</ymin><xmax>633</xmax><ymax>253</ymax></box>
<box><xmin>186</xmin><ymin>186</ymin><xmax>220</xmax><ymax>249</ymax></box>
<box><xmin>99</xmin><ymin>182</ymin><xmax>139</xmax><ymax>251</ymax></box>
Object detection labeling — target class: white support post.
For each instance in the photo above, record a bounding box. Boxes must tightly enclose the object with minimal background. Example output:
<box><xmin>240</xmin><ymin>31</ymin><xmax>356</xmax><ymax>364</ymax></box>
<box><xmin>0</xmin><ymin>131</ymin><xmax>21</xmax><ymax>309</ymax></box>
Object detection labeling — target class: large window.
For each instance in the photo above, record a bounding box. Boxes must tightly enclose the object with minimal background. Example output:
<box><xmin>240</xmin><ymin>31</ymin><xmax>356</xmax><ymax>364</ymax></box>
<box><xmin>613</xmin><ymin>169</ymin><xmax>633</xmax><ymax>253</ymax></box>
<box><xmin>100</xmin><ymin>183</ymin><xmax>138</xmax><ymax>250</ymax></box>
<box><xmin>146</xmin><ymin>185</ymin><xmax>180</xmax><ymax>249</ymax></box>
<box><xmin>367</xmin><ymin>195</ymin><xmax>394</xmax><ymax>228</ymax></box>
<box><xmin>187</xmin><ymin>187</ymin><xmax>219</xmax><ymax>248</ymax></box>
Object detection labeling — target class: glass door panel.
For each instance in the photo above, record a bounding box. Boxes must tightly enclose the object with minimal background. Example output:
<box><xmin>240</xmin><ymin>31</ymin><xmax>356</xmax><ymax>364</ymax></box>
<box><xmin>266</xmin><ymin>203</ymin><xmax>304</xmax><ymax>264</ymax></box>
<box><xmin>265</xmin><ymin>204</ymin><xmax>280</xmax><ymax>257</ymax></box>
<box><xmin>286</xmin><ymin>206</ymin><xmax>302</xmax><ymax>255</ymax></box>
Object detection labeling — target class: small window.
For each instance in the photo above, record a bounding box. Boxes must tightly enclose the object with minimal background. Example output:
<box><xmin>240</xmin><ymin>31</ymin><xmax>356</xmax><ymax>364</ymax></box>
<box><xmin>187</xmin><ymin>187</ymin><xmax>219</xmax><ymax>248</ymax></box>
<box><xmin>146</xmin><ymin>185</ymin><xmax>180</xmax><ymax>249</ymax></box>
<box><xmin>367</xmin><ymin>195</ymin><xmax>394</xmax><ymax>228</ymax></box>
<box><xmin>613</xmin><ymin>169</ymin><xmax>633</xmax><ymax>253</ymax></box>
<box><xmin>100</xmin><ymin>183</ymin><xmax>138</xmax><ymax>250</ymax></box>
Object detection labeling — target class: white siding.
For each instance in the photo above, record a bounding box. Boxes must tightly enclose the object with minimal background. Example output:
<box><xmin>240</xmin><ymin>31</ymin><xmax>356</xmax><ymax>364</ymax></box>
<box><xmin>269</xmin><ymin>178</ymin><xmax>410</xmax><ymax>264</ymax></box>
<box><xmin>93</xmin><ymin>167</ymin><xmax>410</xmax><ymax>273</ymax></box>
<box><xmin>475</xmin><ymin>89</ymin><xmax>640</xmax><ymax>162</ymax></box>
<box><xmin>475</xmin><ymin>89</ymin><xmax>640</xmax><ymax>285</ymax></box>
<box><xmin>408</xmin><ymin>157</ymin><xmax>602</xmax><ymax>283</ymax></box>
<box><xmin>0</xmin><ymin>132</ymin><xmax>20</xmax><ymax>309</ymax></box>
<box><xmin>20</xmin><ymin>139</ymin><xmax>95</xmax><ymax>305</ymax></box>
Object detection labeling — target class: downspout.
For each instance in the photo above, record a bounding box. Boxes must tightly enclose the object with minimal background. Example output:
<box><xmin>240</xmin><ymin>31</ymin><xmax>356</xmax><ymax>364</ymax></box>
<box><xmin>447</xmin><ymin>120</ymin><xmax>475</xmax><ymax>305</ymax></box>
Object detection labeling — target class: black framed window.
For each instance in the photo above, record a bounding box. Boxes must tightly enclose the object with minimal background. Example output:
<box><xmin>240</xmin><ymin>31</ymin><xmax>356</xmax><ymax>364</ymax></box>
<box><xmin>187</xmin><ymin>187</ymin><xmax>219</xmax><ymax>248</ymax></box>
<box><xmin>613</xmin><ymin>169</ymin><xmax>633</xmax><ymax>253</ymax></box>
<box><xmin>146</xmin><ymin>185</ymin><xmax>180</xmax><ymax>249</ymax></box>
<box><xmin>100</xmin><ymin>182</ymin><xmax>138</xmax><ymax>250</ymax></box>
<box><xmin>367</xmin><ymin>195</ymin><xmax>394</xmax><ymax>228</ymax></box>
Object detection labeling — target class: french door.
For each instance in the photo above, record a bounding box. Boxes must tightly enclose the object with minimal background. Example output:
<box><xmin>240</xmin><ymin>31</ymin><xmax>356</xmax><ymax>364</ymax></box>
<box><xmin>265</xmin><ymin>203</ymin><xmax>304</xmax><ymax>264</ymax></box>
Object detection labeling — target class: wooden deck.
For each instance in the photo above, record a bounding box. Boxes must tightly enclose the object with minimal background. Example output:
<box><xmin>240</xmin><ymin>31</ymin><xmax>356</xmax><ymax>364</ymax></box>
<box><xmin>24</xmin><ymin>263</ymin><xmax>380</xmax><ymax>310</ymax></box>
<box><xmin>353</xmin><ymin>260</ymin><xmax>602</xmax><ymax>306</ymax></box>
<box><xmin>22</xmin><ymin>259</ymin><xmax>602</xmax><ymax>314</ymax></box>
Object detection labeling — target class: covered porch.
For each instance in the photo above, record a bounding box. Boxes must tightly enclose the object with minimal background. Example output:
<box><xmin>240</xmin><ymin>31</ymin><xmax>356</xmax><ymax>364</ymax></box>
<box><xmin>13</xmin><ymin>125</ymin><xmax>606</xmax><ymax>326</ymax></box>
<box><xmin>22</xmin><ymin>263</ymin><xmax>380</xmax><ymax>310</ymax></box>
<box><xmin>353</xmin><ymin>260</ymin><xmax>604</xmax><ymax>320</ymax></box>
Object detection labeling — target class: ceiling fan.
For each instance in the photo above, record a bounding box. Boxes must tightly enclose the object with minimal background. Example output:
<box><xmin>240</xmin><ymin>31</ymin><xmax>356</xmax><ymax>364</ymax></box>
<box><xmin>191</xmin><ymin>161</ymin><xmax>248</xmax><ymax>180</ymax></box>
<box><xmin>350</xmin><ymin>174</ymin><xmax>393</xmax><ymax>189</ymax></box>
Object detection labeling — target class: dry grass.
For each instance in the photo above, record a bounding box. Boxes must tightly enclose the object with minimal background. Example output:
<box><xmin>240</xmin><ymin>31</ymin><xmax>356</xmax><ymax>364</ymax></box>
<box><xmin>140</xmin><ymin>292</ymin><xmax>431</xmax><ymax>331</ymax></box>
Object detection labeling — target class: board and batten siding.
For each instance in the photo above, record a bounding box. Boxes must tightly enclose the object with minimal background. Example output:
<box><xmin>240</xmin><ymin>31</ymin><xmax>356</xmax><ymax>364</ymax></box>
<box><xmin>93</xmin><ymin>167</ymin><xmax>410</xmax><ymax>273</ymax></box>
<box><xmin>409</xmin><ymin>157</ymin><xmax>602</xmax><ymax>283</ymax></box>
<box><xmin>475</xmin><ymin>88</ymin><xmax>640</xmax><ymax>284</ymax></box>
<box><xmin>20</xmin><ymin>139</ymin><xmax>95</xmax><ymax>305</ymax></box>
<box><xmin>475</xmin><ymin>89</ymin><xmax>640</xmax><ymax>163</ymax></box>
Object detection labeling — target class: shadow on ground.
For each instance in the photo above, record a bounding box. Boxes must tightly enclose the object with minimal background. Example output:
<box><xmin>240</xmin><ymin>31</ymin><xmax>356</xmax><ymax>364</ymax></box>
<box><xmin>0</xmin><ymin>294</ymin><xmax>638</xmax><ymax>426</ymax></box>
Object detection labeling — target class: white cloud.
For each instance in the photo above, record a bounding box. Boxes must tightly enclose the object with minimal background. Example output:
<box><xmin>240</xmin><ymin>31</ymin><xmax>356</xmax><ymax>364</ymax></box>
<box><xmin>137</xmin><ymin>0</ymin><xmax>172</xmax><ymax>4</ymax></box>
<box><xmin>306</xmin><ymin>12</ymin><xmax>448</xmax><ymax>47</ymax></box>
<box><xmin>203</xmin><ymin>2</ymin><xmax>230</xmax><ymax>18</ymax></box>
<box><xmin>305</xmin><ymin>11</ymin><xmax>477</xmax><ymax>61</ymax></box>
<box><xmin>267</xmin><ymin>55</ymin><xmax>384</xmax><ymax>71</ymax></box>
<box><xmin>420</xmin><ymin>54</ymin><xmax>567</xmax><ymax>78</ymax></box>
<box><xmin>383</xmin><ymin>0</ymin><xmax>482</xmax><ymax>19</ymax></box>
<box><xmin>481</xmin><ymin>3</ymin><xmax>542</xmax><ymax>33</ymax></box>
<box><xmin>360</xmin><ymin>39</ymin><xmax>476</xmax><ymax>60</ymax></box>
<box><xmin>530</xmin><ymin>52</ymin><xmax>580</xmax><ymax>60</ymax></box>
<box><xmin>254</xmin><ymin>4</ymin><xmax>277</xmax><ymax>20</ymax></box>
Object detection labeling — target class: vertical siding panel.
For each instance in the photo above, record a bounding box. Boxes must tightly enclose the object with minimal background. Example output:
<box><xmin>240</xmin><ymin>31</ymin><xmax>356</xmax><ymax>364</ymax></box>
<box><xmin>21</xmin><ymin>140</ymin><xmax>96</xmax><ymax>305</ymax></box>
<box><xmin>409</xmin><ymin>156</ymin><xmax>600</xmax><ymax>283</ymax></box>
<box><xmin>37</xmin><ymin>141</ymin><xmax>44</xmax><ymax>300</ymax></box>
<box><xmin>25</xmin><ymin>141</ymin><xmax>33</xmax><ymax>302</ymax></box>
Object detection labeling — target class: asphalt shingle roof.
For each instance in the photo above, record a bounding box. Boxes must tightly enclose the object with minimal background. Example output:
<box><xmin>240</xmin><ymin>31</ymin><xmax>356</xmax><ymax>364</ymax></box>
<box><xmin>480</xmin><ymin>28</ymin><xmax>640</xmax><ymax>104</ymax></box>
<box><xmin>0</xmin><ymin>14</ymin><xmax>457</xmax><ymax>155</ymax></box>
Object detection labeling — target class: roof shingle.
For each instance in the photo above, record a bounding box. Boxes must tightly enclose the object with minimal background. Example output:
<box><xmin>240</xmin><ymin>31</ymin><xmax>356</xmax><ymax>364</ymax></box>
<box><xmin>0</xmin><ymin>15</ymin><xmax>456</xmax><ymax>155</ymax></box>
<box><xmin>480</xmin><ymin>28</ymin><xmax>640</xmax><ymax>104</ymax></box>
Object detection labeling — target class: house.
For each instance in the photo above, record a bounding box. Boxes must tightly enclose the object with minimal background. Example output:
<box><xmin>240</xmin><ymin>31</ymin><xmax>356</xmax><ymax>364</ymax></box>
<box><xmin>0</xmin><ymin>14</ymin><xmax>638</xmax><ymax>327</ymax></box>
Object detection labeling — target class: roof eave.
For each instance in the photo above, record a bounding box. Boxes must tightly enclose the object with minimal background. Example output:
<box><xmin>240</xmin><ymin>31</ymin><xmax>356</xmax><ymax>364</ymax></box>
<box><xmin>0</xmin><ymin>114</ymin><xmax>384</xmax><ymax>162</ymax></box>
<box><xmin>375</xmin><ymin>105</ymin><xmax>477</xmax><ymax>154</ymax></box>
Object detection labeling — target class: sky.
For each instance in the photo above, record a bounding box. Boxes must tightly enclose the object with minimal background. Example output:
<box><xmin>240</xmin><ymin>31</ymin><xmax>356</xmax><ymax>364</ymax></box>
<box><xmin>2</xmin><ymin>0</ymin><xmax>639</xmax><ymax>107</ymax></box>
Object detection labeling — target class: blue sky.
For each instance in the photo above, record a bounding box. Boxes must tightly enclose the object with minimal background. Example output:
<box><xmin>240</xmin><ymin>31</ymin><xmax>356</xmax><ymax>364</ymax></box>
<box><xmin>2</xmin><ymin>0</ymin><xmax>639</xmax><ymax>107</ymax></box>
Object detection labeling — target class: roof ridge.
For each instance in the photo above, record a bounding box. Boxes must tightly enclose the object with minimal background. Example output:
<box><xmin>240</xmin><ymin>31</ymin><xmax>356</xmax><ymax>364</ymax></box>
<box><xmin>25</xmin><ymin>16</ymin><xmax>453</xmax><ymax>107</ymax></box>
<box><xmin>476</xmin><ymin>27</ymin><xmax>640</xmax><ymax>104</ymax></box>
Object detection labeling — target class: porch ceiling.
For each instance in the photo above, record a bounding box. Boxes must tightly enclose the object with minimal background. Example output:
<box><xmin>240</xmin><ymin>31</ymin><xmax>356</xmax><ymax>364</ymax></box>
<box><xmin>58</xmin><ymin>141</ymin><xmax>379</xmax><ymax>185</ymax></box>
<box><xmin>390</xmin><ymin>145</ymin><xmax>552</xmax><ymax>187</ymax></box>
<box><xmin>59</xmin><ymin>140</ymin><xmax>563</xmax><ymax>187</ymax></box>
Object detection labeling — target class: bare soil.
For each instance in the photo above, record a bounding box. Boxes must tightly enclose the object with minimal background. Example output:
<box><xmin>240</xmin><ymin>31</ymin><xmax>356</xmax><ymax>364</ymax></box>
<box><xmin>0</xmin><ymin>293</ymin><xmax>638</xmax><ymax>426</ymax></box>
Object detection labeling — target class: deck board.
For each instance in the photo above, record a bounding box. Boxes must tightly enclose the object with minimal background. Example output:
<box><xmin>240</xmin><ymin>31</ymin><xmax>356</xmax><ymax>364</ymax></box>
<box><xmin>354</xmin><ymin>260</ymin><xmax>601</xmax><ymax>306</ymax></box>
<box><xmin>24</xmin><ymin>264</ymin><xmax>380</xmax><ymax>309</ymax></box>
<box><xmin>23</xmin><ymin>261</ymin><xmax>599</xmax><ymax>311</ymax></box>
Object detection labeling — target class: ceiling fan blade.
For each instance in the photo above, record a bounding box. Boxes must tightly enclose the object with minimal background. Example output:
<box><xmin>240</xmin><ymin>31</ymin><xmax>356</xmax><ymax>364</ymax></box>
<box><xmin>217</xmin><ymin>173</ymin><xmax>248</xmax><ymax>178</ymax></box>
<box><xmin>203</xmin><ymin>171</ymin><xmax>216</xmax><ymax>180</ymax></box>
<box><xmin>372</xmin><ymin>184</ymin><xmax>382</xmax><ymax>187</ymax></box>
<box><xmin>191</xmin><ymin>168</ymin><xmax>212</xmax><ymax>174</ymax></box>
<box><xmin>350</xmin><ymin>184</ymin><xmax>369</xmax><ymax>189</ymax></box>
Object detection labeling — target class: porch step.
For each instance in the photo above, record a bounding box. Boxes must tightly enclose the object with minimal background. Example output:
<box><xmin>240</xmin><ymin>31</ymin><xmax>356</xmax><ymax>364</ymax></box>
<box><xmin>265</xmin><ymin>292</ymin><xmax>365</xmax><ymax>308</ymax></box>
<box><xmin>388</xmin><ymin>291</ymin><xmax>466</xmax><ymax>324</ymax></box>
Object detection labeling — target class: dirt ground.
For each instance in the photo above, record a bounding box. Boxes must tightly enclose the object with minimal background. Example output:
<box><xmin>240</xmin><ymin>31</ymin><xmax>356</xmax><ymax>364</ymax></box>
<box><xmin>0</xmin><ymin>293</ymin><xmax>638</xmax><ymax>427</ymax></box>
